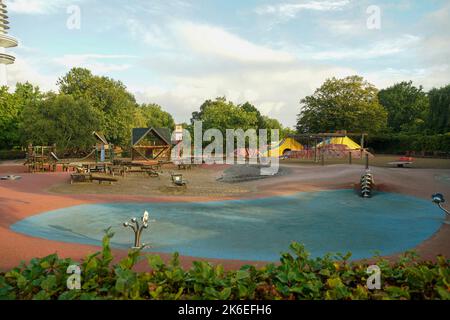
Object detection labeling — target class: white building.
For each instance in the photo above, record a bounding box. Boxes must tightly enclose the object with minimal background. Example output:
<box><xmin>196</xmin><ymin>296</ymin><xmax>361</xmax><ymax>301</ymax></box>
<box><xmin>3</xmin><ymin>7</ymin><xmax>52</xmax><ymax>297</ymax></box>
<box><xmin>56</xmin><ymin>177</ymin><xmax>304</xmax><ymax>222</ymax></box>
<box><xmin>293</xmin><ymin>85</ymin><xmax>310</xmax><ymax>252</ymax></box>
<box><xmin>0</xmin><ymin>0</ymin><xmax>18</xmax><ymax>86</ymax></box>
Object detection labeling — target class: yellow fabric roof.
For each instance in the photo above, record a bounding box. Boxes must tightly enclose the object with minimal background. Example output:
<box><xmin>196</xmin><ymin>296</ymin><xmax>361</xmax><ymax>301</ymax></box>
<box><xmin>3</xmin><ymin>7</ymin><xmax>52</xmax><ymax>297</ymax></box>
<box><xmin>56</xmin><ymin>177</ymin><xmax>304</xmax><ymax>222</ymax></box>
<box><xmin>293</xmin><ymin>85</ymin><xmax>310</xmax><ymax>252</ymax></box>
<box><xmin>317</xmin><ymin>136</ymin><xmax>361</xmax><ymax>150</ymax></box>
<box><xmin>266</xmin><ymin>137</ymin><xmax>304</xmax><ymax>157</ymax></box>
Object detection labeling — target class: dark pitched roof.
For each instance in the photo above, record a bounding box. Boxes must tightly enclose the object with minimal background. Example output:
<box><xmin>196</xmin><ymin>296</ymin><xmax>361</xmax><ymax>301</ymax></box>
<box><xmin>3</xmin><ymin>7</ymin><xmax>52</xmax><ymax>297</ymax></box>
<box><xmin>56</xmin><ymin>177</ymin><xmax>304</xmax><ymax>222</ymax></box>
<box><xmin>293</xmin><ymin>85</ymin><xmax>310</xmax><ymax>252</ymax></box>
<box><xmin>132</xmin><ymin>127</ymin><xmax>172</xmax><ymax>146</ymax></box>
<box><xmin>93</xmin><ymin>131</ymin><xmax>108</xmax><ymax>145</ymax></box>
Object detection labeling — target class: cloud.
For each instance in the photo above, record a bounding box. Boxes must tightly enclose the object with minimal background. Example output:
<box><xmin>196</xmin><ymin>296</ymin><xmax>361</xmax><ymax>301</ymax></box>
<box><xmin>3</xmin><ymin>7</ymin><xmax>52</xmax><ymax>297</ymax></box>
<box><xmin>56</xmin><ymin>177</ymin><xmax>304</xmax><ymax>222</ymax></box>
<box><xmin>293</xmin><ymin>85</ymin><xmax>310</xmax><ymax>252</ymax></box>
<box><xmin>173</xmin><ymin>21</ymin><xmax>296</xmax><ymax>64</ymax></box>
<box><xmin>255</xmin><ymin>0</ymin><xmax>351</xmax><ymax>19</ymax></box>
<box><xmin>123</xmin><ymin>20</ymin><xmax>356</xmax><ymax>126</ymax></box>
<box><xmin>6</xmin><ymin>0</ymin><xmax>84</xmax><ymax>15</ymax></box>
<box><xmin>53</xmin><ymin>54</ymin><xmax>136</xmax><ymax>74</ymax></box>
<box><xmin>319</xmin><ymin>19</ymin><xmax>366</xmax><ymax>35</ymax></box>
<box><xmin>363</xmin><ymin>64</ymin><xmax>450</xmax><ymax>91</ymax></box>
<box><xmin>125</xmin><ymin>21</ymin><xmax>305</xmax><ymax>125</ymax></box>
<box><xmin>302</xmin><ymin>34</ymin><xmax>420</xmax><ymax>60</ymax></box>
<box><xmin>8</xmin><ymin>1</ymin><xmax>450</xmax><ymax>129</ymax></box>
<box><xmin>8</xmin><ymin>54</ymin><xmax>58</xmax><ymax>91</ymax></box>
<box><xmin>418</xmin><ymin>3</ymin><xmax>450</xmax><ymax>67</ymax></box>
<box><xmin>125</xmin><ymin>19</ymin><xmax>172</xmax><ymax>49</ymax></box>
<box><xmin>132</xmin><ymin>63</ymin><xmax>355</xmax><ymax>127</ymax></box>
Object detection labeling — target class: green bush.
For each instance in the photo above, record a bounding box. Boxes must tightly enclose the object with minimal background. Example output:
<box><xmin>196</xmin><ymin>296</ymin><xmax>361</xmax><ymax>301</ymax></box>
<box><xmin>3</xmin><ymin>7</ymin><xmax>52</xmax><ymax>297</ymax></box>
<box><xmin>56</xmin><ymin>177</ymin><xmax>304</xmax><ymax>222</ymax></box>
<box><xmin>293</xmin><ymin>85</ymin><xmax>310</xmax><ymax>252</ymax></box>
<box><xmin>1</xmin><ymin>230</ymin><xmax>449</xmax><ymax>300</ymax></box>
<box><xmin>367</xmin><ymin>133</ymin><xmax>450</xmax><ymax>155</ymax></box>
<box><xmin>0</xmin><ymin>150</ymin><xmax>26</xmax><ymax>160</ymax></box>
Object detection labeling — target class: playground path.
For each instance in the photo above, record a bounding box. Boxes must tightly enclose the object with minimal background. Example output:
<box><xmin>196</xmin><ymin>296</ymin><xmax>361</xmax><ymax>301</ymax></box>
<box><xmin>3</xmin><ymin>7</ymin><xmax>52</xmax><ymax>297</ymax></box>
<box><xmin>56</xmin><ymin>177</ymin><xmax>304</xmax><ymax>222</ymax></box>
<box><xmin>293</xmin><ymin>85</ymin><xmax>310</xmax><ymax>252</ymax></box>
<box><xmin>0</xmin><ymin>163</ymin><xmax>449</xmax><ymax>271</ymax></box>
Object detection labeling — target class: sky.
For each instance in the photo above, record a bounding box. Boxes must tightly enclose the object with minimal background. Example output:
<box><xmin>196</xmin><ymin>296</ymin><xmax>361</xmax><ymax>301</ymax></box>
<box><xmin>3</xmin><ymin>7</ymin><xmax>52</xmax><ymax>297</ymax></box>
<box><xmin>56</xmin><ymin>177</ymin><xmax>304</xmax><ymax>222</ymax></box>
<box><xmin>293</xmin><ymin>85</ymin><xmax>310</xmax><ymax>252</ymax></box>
<box><xmin>5</xmin><ymin>0</ymin><xmax>450</xmax><ymax>128</ymax></box>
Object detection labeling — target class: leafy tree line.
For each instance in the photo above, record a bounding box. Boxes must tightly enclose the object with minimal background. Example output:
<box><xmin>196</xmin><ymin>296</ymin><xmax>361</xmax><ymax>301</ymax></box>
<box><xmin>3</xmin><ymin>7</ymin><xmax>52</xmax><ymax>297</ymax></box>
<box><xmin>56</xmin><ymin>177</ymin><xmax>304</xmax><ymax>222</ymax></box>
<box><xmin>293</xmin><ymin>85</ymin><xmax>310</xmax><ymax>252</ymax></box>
<box><xmin>0</xmin><ymin>68</ymin><xmax>291</xmax><ymax>154</ymax></box>
<box><xmin>296</xmin><ymin>76</ymin><xmax>450</xmax><ymax>136</ymax></box>
<box><xmin>0</xmin><ymin>68</ymin><xmax>176</xmax><ymax>153</ymax></box>
<box><xmin>2</xmin><ymin>70</ymin><xmax>448</xmax><ymax>154</ymax></box>
<box><xmin>189</xmin><ymin>97</ymin><xmax>294</xmax><ymax>139</ymax></box>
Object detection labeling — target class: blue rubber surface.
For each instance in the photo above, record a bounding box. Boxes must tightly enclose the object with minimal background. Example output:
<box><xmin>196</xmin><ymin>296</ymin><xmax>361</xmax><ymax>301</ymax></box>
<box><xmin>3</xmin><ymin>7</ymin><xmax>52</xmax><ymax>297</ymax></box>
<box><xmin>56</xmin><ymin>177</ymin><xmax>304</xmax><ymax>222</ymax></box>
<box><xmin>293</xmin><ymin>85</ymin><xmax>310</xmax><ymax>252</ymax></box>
<box><xmin>11</xmin><ymin>190</ymin><xmax>444</xmax><ymax>261</ymax></box>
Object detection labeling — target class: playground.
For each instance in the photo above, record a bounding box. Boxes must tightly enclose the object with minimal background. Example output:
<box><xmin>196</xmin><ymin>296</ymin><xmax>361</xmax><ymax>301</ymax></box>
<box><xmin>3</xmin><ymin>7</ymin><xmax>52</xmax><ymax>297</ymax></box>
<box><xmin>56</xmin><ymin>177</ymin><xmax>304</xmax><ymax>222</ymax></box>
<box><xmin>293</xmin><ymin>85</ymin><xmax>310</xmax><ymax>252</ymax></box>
<box><xmin>1</xmin><ymin>147</ymin><xmax>449</xmax><ymax>271</ymax></box>
<box><xmin>1</xmin><ymin>128</ymin><xmax>449</xmax><ymax>271</ymax></box>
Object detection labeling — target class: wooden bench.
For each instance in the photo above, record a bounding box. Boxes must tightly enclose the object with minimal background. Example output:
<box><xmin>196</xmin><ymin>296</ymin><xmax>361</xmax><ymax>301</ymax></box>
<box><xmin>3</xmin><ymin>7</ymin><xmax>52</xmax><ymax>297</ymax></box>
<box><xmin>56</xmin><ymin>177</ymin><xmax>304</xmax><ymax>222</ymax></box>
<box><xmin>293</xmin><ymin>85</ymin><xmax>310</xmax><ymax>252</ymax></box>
<box><xmin>90</xmin><ymin>175</ymin><xmax>118</xmax><ymax>185</ymax></box>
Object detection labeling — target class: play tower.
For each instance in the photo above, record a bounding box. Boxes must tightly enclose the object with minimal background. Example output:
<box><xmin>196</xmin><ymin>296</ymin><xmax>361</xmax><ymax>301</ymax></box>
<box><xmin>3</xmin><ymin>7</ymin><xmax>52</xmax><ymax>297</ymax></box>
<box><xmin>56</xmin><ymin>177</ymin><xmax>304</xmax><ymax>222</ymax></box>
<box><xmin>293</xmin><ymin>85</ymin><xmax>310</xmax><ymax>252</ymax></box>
<box><xmin>0</xmin><ymin>0</ymin><xmax>18</xmax><ymax>86</ymax></box>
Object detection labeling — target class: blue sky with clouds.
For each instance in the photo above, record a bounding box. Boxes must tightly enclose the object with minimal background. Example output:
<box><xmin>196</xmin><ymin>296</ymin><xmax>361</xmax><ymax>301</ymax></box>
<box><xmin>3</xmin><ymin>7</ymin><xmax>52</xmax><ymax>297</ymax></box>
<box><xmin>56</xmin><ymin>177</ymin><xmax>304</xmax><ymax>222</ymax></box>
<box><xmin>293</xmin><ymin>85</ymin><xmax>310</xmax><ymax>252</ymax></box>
<box><xmin>5</xmin><ymin>0</ymin><xmax>450</xmax><ymax>128</ymax></box>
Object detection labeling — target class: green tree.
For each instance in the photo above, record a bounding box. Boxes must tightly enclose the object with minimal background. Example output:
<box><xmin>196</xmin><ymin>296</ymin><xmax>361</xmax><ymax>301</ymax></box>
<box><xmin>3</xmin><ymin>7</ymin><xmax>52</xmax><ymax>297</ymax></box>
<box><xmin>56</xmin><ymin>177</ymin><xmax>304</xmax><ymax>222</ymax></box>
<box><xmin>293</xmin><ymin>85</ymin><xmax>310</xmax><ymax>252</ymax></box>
<box><xmin>20</xmin><ymin>94</ymin><xmax>100</xmax><ymax>153</ymax></box>
<box><xmin>240</xmin><ymin>102</ymin><xmax>266</xmax><ymax>129</ymax></box>
<box><xmin>378</xmin><ymin>81</ymin><xmax>429</xmax><ymax>132</ymax></box>
<box><xmin>191</xmin><ymin>98</ymin><xmax>259</xmax><ymax>133</ymax></box>
<box><xmin>428</xmin><ymin>84</ymin><xmax>450</xmax><ymax>134</ymax></box>
<box><xmin>296</xmin><ymin>75</ymin><xmax>387</xmax><ymax>134</ymax></box>
<box><xmin>57</xmin><ymin>68</ymin><xmax>139</xmax><ymax>146</ymax></box>
<box><xmin>0</xmin><ymin>86</ymin><xmax>18</xmax><ymax>149</ymax></box>
<box><xmin>57</xmin><ymin>67</ymin><xmax>93</xmax><ymax>96</ymax></box>
<box><xmin>137</xmin><ymin>103</ymin><xmax>175</xmax><ymax>130</ymax></box>
<box><xmin>0</xmin><ymin>82</ymin><xmax>42</xmax><ymax>149</ymax></box>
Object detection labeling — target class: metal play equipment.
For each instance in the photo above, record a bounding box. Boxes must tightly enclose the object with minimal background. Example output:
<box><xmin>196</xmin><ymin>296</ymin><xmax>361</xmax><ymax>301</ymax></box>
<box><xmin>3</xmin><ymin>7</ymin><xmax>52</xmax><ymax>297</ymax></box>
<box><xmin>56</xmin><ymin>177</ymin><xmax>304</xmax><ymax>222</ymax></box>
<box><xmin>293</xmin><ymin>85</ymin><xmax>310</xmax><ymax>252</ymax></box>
<box><xmin>360</xmin><ymin>170</ymin><xmax>374</xmax><ymax>198</ymax></box>
<box><xmin>123</xmin><ymin>211</ymin><xmax>153</xmax><ymax>249</ymax></box>
<box><xmin>432</xmin><ymin>193</ymin><xmax>450</xmax><ymax>216</ymax></box>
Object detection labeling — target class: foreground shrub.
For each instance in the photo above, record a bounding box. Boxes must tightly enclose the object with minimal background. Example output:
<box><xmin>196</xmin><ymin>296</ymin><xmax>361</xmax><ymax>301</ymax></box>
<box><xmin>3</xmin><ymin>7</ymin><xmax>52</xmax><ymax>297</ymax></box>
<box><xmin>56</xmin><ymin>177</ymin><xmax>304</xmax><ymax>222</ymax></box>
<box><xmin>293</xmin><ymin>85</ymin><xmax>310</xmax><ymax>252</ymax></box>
<box><xmin>0</xmin><ymin>230</ymin><xmax>449</xmax><ymax>300</ymax></box>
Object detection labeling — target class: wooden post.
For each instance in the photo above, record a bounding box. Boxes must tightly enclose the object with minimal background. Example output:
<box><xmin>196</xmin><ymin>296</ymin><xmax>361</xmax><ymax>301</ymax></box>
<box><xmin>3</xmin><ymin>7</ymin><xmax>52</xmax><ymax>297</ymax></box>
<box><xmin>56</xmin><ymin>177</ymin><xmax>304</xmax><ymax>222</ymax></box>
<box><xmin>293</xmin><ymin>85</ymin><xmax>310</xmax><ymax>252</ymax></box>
<box><xmin>321</xmin><ymin>151</ymin><xmax>325</xmax><ymax>166</ymax></box>
<box><xmin>360</xmin><ymin>134</ymin><xmax>366</xmax><ymax>159</ymax></box>
<box><xmin>349</xmin><ymin>151</ymin><xmax>352</xmax><ymax>165</ymax></box>
<box><xmin>314</xmin><ymin>139</ymin><xmax>318</xmax><ymax>163</ymax></box>
<box><xmin>365</xmin><ymin>152</ymin><xmax>369</xmax><ymax>170</ymax></box>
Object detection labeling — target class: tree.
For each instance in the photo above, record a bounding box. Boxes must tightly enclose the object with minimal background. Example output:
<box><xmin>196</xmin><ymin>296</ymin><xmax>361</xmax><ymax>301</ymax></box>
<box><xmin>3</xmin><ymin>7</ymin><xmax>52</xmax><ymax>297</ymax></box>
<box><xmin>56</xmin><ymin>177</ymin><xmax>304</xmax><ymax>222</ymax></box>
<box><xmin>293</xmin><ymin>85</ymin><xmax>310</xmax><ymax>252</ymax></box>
<box><xmin>428</xmin><ymin>85</ymin><xmax>450</xmax><ymax>134</ymax></box>
<box><xmin>137</xmin><ymin>103</ymin><xmax>175</xmax><ymax>130</ymax></box>
<box><xmin>191</xmin><ymin>97</ymin><xmax>259</xmax><ymax>133</ymax></box>
<box><xmin>57</xmin><ymin>67</ymin><xmax>94</xmax><ymax>96</ymax></box>
<box><xmin>0</xmin><ymin>82</ymin><xmax>42</xmax><ymax>149</ymax></box>
<box><xmin>378</xmin><ymin>81</ymin><xmax>429</xmax><ymax>132</ymax></box>
<box><xmin>240</xmin><ymin>102</ymin><xmax>266</xmax><ymax>129</ymax></box>
<box><xmin>20</xmin><ymin>94</ymin><xmax>100</xmax><ymax>153</ymax></box>
<box><xmin>57</xmin><ymin>68</ymin><xmax>139</xmax><ymax>146</ymax></box>
<box><xmin>296</xmin><ymin>76</ymin><xmax>387</xmax><ymax>134</ymax></box>
<box><xmin>0</xmin><ymin>86</ymin><xmax>18</xmax><ymax>149</ymax></box>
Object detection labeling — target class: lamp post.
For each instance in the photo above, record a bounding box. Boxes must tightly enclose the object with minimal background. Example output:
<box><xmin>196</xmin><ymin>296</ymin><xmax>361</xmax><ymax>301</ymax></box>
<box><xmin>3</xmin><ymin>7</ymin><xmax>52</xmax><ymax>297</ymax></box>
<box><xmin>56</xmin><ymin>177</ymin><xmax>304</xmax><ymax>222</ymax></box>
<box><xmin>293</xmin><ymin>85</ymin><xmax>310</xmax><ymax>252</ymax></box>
<box><xmin>431</xmin><ymin>193</ymin><xmax>450</xmax><ymax>216</ymax></box>
<box><xmin>123</xmin><ymin>210</ymin><xmax>153</xmax><ymax>249</ymax></box>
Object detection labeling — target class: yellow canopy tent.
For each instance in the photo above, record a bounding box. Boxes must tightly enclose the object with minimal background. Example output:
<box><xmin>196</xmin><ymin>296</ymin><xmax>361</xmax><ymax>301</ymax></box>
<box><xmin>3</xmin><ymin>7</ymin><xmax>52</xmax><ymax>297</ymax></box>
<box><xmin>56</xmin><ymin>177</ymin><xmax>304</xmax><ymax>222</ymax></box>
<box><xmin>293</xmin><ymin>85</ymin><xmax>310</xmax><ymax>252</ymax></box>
<box><xmin>317</xmin><ymin>136</ymin><xmax>361</xmax><ymax>150</ymax></box>
<box><xmin>265</xmin><ymin>137</ymin><xmax>304</xmax><ymax>157</ymax></box>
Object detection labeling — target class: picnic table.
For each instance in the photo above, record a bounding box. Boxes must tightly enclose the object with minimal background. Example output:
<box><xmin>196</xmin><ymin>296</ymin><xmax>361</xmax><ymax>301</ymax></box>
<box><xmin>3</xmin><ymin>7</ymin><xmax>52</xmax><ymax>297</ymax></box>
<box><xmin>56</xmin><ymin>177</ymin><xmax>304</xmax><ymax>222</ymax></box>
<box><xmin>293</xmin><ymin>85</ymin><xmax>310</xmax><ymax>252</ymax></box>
<box><xmin>123</xmin><ymin>166</ymin><xmax>159</xmax><ymax>178</ymax></box>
